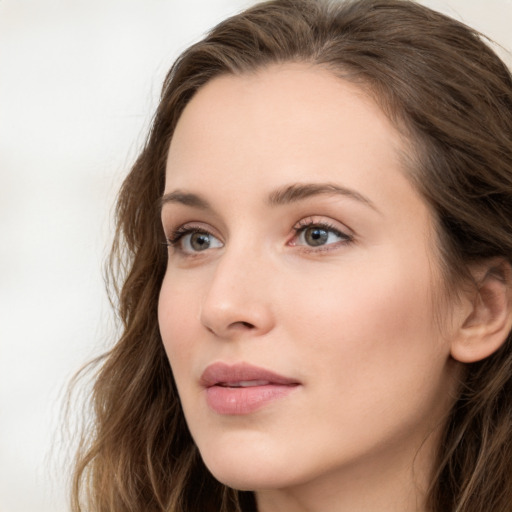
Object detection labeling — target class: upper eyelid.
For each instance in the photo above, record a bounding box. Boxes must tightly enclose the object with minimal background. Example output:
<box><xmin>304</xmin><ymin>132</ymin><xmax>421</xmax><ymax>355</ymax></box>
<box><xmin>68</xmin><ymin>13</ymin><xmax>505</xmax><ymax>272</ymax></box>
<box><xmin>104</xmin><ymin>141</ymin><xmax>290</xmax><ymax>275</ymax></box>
<box><xmin>292</xmin><ymin>216</ymin><xmax>354</xmax><ymax>235</ymax></box>
<box><xmin>161</xmin><ymin>207</ymin><xmax>225</xmax><ymax>238</ymax></box>
<box><xmin>165</xmin><ymin>221</ymin><xmax>219</xmax><ymax>237</ymax></box>
<box><xmin>292</xmin><ymin>223</ymin><xmax>352</xmax><ymax>243</ymax></box>
<box><xmin>164</xmin><ymin>216</ymin><xmax>355</xmax><ymax>244</ymax></box>
<box><xmin>166</xmin><ymin>226</ymin><xmax>211</xmax><ymax>243</ymax></box>
<box><xmin>163</xmin><ymin>222</ymin><xmax>219</xmax><ymax>250</ymax></box>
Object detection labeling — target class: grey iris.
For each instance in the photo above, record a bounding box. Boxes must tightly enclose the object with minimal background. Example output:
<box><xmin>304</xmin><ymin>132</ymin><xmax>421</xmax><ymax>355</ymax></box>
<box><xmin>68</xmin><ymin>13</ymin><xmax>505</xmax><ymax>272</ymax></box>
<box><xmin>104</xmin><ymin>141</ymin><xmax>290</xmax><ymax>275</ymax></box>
<box><xmin>305</xmin><ymin>227</ymin><xmax>328</xmax><ymax>246</ymax></box>
<box><xmin>191</xmin><ymin>232</ymin><xmax>211</xmax><ymax>251</ymax></box>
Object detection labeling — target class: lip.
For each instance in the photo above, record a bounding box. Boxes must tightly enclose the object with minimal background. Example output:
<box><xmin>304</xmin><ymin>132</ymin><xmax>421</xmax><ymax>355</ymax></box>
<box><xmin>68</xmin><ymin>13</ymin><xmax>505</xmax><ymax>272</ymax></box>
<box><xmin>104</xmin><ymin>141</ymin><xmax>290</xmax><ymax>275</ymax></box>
<box><xmin>200</xmin><ymin>362</ymin><xmax>300</xmax><ymax>415</ymax></box>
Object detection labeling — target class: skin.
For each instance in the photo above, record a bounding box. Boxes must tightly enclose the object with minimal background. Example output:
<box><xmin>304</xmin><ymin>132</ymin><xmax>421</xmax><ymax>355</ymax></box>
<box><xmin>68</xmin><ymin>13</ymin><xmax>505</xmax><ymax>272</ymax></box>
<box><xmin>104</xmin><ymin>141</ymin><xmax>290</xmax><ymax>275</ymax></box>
<box><xmin>158</xmin><ymin>64</ymin><xmax>461</xmax><ymax>512</ymax></box>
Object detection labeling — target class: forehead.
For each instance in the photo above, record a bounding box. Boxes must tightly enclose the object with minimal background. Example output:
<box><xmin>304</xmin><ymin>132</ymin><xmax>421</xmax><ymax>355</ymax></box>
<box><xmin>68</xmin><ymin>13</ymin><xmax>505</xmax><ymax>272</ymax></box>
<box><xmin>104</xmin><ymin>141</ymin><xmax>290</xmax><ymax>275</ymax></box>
<box><xmin>165</xmin><ymin>64</ymin><xmax>415</xmax><ymax>206</ymax></box>
<box><xmin>172</xmin><ymin>63</ymin><xmax>400</xmax><ymax>155</ymax></box>
<box><xmin>168</xmin><ymin>63</ymin><xmax>401</xmax><ymax>157</ymax></box>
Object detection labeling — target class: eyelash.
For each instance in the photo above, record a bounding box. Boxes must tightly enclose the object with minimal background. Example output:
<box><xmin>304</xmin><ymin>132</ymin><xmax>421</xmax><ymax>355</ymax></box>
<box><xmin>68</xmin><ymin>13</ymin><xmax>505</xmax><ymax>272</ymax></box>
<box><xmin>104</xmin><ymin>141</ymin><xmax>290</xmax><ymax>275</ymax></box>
<box><xmin>164</xmin><ymin>219</ymin><xmax>353</xmax><ymax>254</ymax></box>
<box><xmin>164</xmin><ymin>225</ymin><xmax>215</xmax><ymax>248</ymax></box>
<box><xmin>291</xmin><ymin>219</ymin><xmax>353</xmax><ymax>250</ymax></box>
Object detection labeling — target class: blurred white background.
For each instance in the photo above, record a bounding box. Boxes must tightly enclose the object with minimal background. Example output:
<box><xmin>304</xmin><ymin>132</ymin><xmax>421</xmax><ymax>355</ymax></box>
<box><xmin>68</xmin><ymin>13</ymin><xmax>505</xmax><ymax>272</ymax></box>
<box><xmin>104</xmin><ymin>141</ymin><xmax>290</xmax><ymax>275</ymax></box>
<box><xmin>1</xmin><ymin>1</ymin><xmax>510</xmax><ymax>511</ymax></box>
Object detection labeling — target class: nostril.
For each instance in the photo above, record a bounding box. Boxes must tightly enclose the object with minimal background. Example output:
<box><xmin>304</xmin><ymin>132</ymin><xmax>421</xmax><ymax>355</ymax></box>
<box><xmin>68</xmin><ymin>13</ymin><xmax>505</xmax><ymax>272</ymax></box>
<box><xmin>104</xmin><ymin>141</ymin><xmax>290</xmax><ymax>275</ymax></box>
<box><xmin>228</xmin><ymin>321</ymin><xmax>255</xmax><ymax>329</ymax></box>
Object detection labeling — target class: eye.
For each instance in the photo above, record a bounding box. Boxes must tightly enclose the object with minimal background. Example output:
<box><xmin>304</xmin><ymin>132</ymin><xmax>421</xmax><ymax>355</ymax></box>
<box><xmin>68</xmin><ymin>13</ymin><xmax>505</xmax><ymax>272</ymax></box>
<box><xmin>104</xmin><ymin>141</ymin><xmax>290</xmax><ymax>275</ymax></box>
<box><xmin>166</xmin><ymin>226</ymin><xmax>223</xmax><ymax>254</ymax></box>
<box><xmin>291</xmin><ymin>220</ymin><xmax>352</xmax><ymax>248</ymax></box>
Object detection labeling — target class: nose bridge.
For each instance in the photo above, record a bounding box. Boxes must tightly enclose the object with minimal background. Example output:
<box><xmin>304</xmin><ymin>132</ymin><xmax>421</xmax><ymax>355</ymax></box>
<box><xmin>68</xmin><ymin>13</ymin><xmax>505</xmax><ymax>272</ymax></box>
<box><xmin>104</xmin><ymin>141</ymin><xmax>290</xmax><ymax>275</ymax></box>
<box><xmin>200</xmin><ymin>239</ymin><xmax>275</xmax><ymax>338</ymax></box>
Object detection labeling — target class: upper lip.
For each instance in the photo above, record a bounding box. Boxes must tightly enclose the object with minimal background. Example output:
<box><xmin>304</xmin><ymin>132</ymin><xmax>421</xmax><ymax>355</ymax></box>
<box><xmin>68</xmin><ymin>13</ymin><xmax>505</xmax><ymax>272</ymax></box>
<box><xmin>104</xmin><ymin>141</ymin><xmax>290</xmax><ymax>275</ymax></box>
<box><xmin>200</xmin><ymin>362</ymin><xmax>300</xmax><ymax>388</ymax></box>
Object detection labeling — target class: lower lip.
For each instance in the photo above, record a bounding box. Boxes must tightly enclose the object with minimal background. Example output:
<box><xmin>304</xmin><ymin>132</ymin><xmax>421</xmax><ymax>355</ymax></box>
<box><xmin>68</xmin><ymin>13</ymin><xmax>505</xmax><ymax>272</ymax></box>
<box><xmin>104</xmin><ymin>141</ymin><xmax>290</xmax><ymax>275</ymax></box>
<box><xmin>205</xmin><ymin>384</ymin><xmax>298</xmax><ymax>415</ymax></box>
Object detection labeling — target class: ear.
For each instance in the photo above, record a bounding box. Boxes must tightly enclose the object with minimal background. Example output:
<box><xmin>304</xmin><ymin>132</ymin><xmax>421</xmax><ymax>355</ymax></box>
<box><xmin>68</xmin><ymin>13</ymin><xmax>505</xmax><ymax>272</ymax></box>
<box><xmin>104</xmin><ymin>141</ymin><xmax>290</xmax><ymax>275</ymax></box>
<box><xmin>450</xmin><ymin>259</ymin><xmax>512</xmax><ymax>363</ymax></box>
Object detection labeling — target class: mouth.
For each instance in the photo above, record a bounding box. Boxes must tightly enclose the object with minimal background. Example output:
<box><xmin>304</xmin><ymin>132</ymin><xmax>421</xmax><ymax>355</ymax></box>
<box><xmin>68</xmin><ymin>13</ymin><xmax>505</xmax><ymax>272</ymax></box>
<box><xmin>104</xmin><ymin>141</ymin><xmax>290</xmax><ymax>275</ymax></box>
<box><xmin>200</xmin><ymin>362</ymin><xmax>300</xmax><ymax>415</ymax></box>
<box><xmin>217</xmin><ymin>380</ymin><xmax>273</xmax><ymax>388</ymax></box>
<box><xmin>200</xmin><ymin>362</ymin><xmax>300</xmax><ymax>388</ymax></box>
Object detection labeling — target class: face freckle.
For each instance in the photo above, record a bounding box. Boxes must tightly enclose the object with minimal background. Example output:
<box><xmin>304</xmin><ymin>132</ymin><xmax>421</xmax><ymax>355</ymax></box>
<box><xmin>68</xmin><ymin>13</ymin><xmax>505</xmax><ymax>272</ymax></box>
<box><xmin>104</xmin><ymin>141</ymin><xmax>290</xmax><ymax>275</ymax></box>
<box><xmin>158</xmin><ymin>63</ymin><xmax>458</xmax><ymax>508</ymax></box>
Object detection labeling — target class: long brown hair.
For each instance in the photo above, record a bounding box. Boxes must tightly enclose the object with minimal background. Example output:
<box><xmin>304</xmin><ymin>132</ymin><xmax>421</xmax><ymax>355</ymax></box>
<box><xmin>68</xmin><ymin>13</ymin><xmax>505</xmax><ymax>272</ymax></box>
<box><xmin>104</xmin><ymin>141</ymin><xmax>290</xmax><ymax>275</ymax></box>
<box><xmin>71</xmin><ymin>1</ymin><xmax>512</xmax><ymax>510</ymax></box>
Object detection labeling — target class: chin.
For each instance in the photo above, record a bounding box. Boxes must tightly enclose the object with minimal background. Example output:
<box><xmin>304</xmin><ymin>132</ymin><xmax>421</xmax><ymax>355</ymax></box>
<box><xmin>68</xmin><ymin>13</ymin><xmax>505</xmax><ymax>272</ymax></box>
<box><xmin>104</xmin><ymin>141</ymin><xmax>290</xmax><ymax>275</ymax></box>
<box><xmin>198</xmin><ymin>442</ymin><xmax>299</xmax><ymax>491</ymax></box>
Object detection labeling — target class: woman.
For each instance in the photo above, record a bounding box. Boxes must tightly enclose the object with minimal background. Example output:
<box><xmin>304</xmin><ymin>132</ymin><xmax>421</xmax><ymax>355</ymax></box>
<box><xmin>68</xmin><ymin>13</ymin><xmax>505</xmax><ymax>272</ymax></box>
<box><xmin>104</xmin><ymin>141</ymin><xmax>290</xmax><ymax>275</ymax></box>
<box><xmin>71</xmin><ymin>0</ymin><xmax>512</xmax><ymax>511</ymax></box>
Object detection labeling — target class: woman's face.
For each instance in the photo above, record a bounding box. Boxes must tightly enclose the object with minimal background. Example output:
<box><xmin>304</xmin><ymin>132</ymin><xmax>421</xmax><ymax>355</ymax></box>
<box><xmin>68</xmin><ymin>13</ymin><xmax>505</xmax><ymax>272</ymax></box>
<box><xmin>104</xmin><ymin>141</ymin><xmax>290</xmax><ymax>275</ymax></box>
<box><xmin>159</xmin><ymin>64</ymin><xmax>458</xmax><ymax>504</ymax></box>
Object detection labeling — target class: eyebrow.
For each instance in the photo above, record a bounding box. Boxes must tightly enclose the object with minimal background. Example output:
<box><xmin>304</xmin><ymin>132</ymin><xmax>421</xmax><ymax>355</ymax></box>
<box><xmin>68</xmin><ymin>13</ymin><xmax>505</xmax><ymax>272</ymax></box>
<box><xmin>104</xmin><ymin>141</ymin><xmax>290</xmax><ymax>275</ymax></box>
<box><xmin>159</xmin><ymin>191</ymin><xmax>211</xmax><ymax>211</ymax></box>
<box><xmin>160</xmin><ymin>182</ymin><xmax>378</xmax><ymax>213</ymax></box>
<box><xmin>267</xmin><ymin>182</ymin><xmax>378</xmax><ymax>211</ymax></box>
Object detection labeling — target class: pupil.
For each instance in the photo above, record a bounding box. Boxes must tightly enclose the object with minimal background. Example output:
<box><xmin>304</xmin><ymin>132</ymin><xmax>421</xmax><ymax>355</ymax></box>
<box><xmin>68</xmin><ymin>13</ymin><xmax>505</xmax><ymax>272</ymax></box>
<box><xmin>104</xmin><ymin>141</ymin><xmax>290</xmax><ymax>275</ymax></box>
<box><xmin>191</xmin><ymin>233</ymin><xmax>210</xmax><ymax>251</ymax></box>
<box><xmin>306</xmin><ymin>227</ymin><xmax>328</xmax><ymax>246</ymax></box>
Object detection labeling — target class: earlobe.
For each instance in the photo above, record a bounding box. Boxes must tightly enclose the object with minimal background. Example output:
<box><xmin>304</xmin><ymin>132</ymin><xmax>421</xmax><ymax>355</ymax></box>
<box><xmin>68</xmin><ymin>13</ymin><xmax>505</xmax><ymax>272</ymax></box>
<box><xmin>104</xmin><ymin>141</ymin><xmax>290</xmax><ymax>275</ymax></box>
<box><xmin>450</xmin><ymin>259</ymin><xmax>512</xmax><ymax>364</ymax></box>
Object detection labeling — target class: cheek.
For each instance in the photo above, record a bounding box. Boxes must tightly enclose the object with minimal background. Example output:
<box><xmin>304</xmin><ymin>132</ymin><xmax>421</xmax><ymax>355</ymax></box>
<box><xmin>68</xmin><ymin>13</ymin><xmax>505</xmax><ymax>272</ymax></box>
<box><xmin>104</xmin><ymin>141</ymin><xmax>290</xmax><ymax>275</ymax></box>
<box><xmin>158</xmin><ymin>273</ymin><xmax>199</xmax><ymax>369</ymax></box>
<box><xmin>285</xmin><ymin>251</ymin><xmax>446</xmax><ymax>387</ymax></box>
<box><xmin>279</xmin><ymin>256</ymin><xmax>453</xmax><ymax>462</ymax></box>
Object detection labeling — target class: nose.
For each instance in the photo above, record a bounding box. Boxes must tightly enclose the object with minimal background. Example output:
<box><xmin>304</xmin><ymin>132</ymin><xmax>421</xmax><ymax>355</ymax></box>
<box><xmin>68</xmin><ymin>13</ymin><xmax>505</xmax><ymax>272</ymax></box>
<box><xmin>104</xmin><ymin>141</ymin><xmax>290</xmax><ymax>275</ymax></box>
<box><xmin>200</xmin><ymin>246</ymin><xmax>276</xmax><ymax>339</ymax></box>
